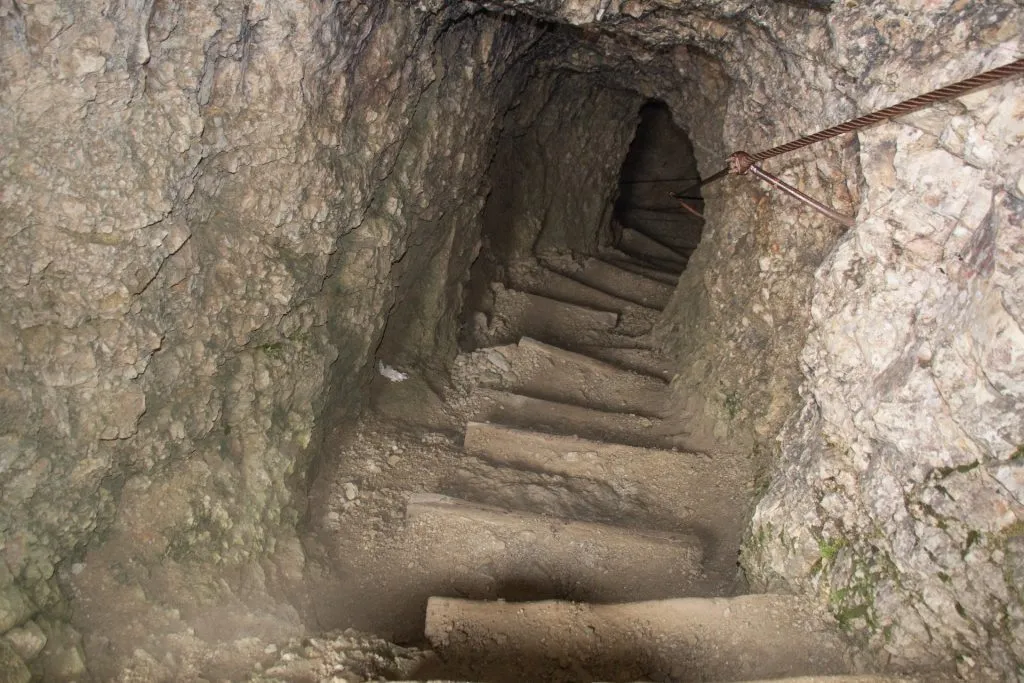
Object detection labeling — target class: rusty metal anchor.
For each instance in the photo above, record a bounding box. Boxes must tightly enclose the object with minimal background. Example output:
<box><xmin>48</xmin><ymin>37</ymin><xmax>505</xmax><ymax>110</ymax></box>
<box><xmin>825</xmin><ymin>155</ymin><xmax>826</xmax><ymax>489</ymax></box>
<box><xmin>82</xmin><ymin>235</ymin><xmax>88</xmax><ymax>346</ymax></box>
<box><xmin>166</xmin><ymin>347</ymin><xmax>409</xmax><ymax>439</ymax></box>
<box><xmin>727</xmin><ymin>151</ymin><xmax>855</xmax><ymax>228</ymax></box>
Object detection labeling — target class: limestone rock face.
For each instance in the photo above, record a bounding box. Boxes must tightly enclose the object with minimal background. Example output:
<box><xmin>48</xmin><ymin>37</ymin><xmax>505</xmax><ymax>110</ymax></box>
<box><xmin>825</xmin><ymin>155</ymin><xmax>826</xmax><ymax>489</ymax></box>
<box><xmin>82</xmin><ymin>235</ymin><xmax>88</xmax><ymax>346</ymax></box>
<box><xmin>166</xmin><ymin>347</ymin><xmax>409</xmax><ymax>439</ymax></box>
<box><xmin>1</xmin><ymin>0</ymin><xmax>1022</xmax><ymax>677</ymax></box>
<box><xmin>473</xmin><ymin>0</ymin><xmax>1023</xmax><ymax>674</ymax></box>
<box><xmin>747</xmin><ymin>81</ymin><xmax>1024</xmax><ymax>674</ymax></box>
<box><xmin>481</xmin><ymin>72</ymin><xmax>642</xmax><ymax>261</ymax></box>
<box><xmin>1</xmin><ymin>0</ymin><xmax>548</xmax><ymax>675</ymax></box>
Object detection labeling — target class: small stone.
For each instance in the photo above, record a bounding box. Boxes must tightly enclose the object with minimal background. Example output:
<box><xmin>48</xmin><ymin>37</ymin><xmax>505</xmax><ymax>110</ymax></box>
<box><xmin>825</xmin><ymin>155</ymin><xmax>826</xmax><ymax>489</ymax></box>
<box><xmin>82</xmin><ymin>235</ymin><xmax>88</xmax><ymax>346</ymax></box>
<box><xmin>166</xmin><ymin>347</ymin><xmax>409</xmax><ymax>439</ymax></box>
<box><xmin>387</xmin><ymin>455</ymin><xmax>402</xmax><ymax>467</ymax></box>
<box><xmin>485</xmin><ymin>350</ymin><xmax>511</xmax><ymax>372</ymax></box>
<box><xmin>343</xmin><ymin>483</ymin><xmax>359</xmax><ymax>501</ymax></box>
<box><xmin>0</xmin><ymin>640</ymin><xmax>31</xmax><ymax>683</ymax></box>
<box><xmin>0</xmin><ymin>585</ymin><xmax>34</xmax><ymax>633</ymax></box>
<box><xmin>35</xmin><ymin>628</ymin><xmax>87</xmax><ymax>680</ymax></box>
<box><xmin>264</xmin><ymin>643</ymin><xmax>278</xmax><ymax>654</ymax></box>
<box><xmin>3</xmin><ymin>620</ymin><xmax>47</xmax><ymax>661</ymax></box>
<box><xmin>70</xmin><ymin>563</ymin><xmax>85</xmax><ymax>576</ymax></box>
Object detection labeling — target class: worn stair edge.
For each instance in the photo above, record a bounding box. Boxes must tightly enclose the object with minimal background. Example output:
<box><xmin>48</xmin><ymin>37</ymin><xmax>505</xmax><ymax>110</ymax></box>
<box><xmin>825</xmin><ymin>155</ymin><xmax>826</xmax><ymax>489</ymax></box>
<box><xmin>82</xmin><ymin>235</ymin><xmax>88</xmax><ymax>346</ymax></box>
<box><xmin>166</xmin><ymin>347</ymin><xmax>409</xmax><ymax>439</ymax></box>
<box><xmin>483</xmin><ymin>305</ymin><xmax>658</xmax><ymax>353</ymax></box>
<box><xmin>622</xmin><ymin>222</ymin><xmax>697</xmax><ymax>256</ymax></box>
<box><xmin>488</xmin><ymin>287</ymin><xmax>661</xmax><ymax>349</ymax></box>
<box><xmin>518</xmin><ymin>336</ymin><xmax>664</xmax><ymax>376</ymax></box>
<box><xmin>507</xmin><ymin>262</ymin><xmax>662</xmax><ymax>315</ymax></box>
<box><xmin>462</xmin><ymin>421</ymin><xmax>753</xmax><ymax>594</ymax></box>
<box><xmin>395</xmin><ymin>678</ymin><xmax>909</xmax><ymax>683</ymax></box>
<box><xmin>579</xmin><ymin>257</ymin><xmax>676</xmax><ymax>309</ymax></box>
<box><xmin>542</xmin><ymin>254</ymin><xmax>676</xmax><ymax>310</ymax></box>
<box><xmin>619</xmin><ymin>226</ymin><xmax>689</xmax><ymax>264</ymax></box>
<box><xmin>599</xmin><ymin>255</ymin><xmax>681</xmax><ymax>284</ymax></box>
<box><xmin>461</xmin><ymin>421</ymin><xmax>717</xmax><ymax>512</ymax></box>
<box><xmin>740</xmin><ymin>677</ymin><xmax>914</xmax><ymax>682</ymax></box>
<box><xmin>396</xmin><ymin>679</ymin><xmax>907</xmax><ymax>683</ymax></box>
<box><xmin>425</xmin><ymin>595</ymin><xmax>853</xmax><ymax>683</ymax></box>
<box><xmin>494</xmin><ymin>287</ymin><xmax>619</xmax><ymax>328</ymax></box>
<box><xmin>463</xmin><ymin>421</ymin><xmax>705</xmax><ymax>468</ymax></box>
<box><xmin>571</xmin><ymin>344</ymin><xmax>676</xmax><ymax>381</ymax></box>
<box><xmin>468</xmin><ymin>387</ymin><xmax>677</xmax><ymax>447</ymax></box>
<box><xmin>407</xmin><ymin>493</ymin><xmax>702</xmax><ymax>550</ymax></box>
<box><xmin>612</xmin><ymin>244</ymin><xmax>690</xmax><ymax>274</ymax></box>
<box><xmin>600</xmin><ymin>246</ymin><xmax>683</xmax><ymax>276</ymax></box>
<box><xmin>511</xmin><ymin>337</ymin><xmax>670</xmax><ymax>413</ymax></box>
<box><xmin>618</xmin><ymin>209</ymin><xmax>703</xmax><ymax>248</ymax></box>
<box><xmin>617</xmin><ymin>247</ymin><xmax>689</xmax><ymax>274</ymax></box>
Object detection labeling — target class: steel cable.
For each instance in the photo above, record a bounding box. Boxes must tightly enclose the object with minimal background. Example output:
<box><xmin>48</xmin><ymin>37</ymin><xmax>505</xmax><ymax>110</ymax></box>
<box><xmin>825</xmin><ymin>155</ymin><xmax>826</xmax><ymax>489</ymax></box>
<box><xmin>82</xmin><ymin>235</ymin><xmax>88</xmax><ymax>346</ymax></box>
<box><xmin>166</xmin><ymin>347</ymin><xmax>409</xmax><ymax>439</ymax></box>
<box><xmin>678</xmin><ymin>57</ymin><xmax>1024</xmax><ymax>195</ymax></box>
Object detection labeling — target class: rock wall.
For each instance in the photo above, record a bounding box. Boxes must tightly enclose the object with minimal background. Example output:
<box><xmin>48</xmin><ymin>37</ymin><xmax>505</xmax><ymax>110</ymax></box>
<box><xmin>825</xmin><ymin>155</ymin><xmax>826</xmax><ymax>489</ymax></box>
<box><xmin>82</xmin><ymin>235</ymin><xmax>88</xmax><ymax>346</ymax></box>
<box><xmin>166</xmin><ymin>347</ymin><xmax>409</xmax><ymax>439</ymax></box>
<box><xmin>481</xmin><ymin>0</ymin><xmax>1023</xmax><ymax>675</ymax></box>
<box><xmin>2</xmin><ymin>0</ymin><xmax>1022</xmax><ymax>677</ymax></box>
<box><xmin>745</xmin><ymin>74</ymin><xmax>1024</xmax><ymax>677</ymax></box>
<box><xmin>0</xmin><ymin>0</ymin><xmax>546</xmax><ymax>677</ymax></box>
<box><xmin>479</xmin><ymin>70</ymin><xmax>641</xmax><ymax>262</ymax></box>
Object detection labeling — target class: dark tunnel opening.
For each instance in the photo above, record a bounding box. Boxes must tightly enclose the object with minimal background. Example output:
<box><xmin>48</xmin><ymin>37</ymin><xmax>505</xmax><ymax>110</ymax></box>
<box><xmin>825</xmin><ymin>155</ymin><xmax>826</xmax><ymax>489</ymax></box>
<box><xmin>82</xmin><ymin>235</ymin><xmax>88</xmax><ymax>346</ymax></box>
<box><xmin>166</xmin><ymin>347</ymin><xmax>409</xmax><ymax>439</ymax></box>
<box><xmin>452</xmin><ymin>78</ymin><xmax>711</xmax><ymax>365</ymax></box>
<box><xmin>5</xmin><ymin>0</ymin><xmax>1018</xmax><ymax>676</ymax></box>
<box><xmin>612</xmin><ymin>101</ymin><xmax>704</xmax><ymax>276</ymax></box>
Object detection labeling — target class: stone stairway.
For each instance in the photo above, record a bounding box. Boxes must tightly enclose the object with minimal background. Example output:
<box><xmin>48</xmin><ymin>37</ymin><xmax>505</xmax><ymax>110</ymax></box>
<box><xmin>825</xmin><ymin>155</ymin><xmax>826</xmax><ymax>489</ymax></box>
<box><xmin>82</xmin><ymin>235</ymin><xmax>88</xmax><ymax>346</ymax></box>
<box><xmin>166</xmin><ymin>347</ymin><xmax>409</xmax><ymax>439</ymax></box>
<box><xmin>384</xmin><ymin>243</ymin><xmax>865</xmax><ymax>681</ymax></box>
<box><xmin>316</xmin><ymin>239</ymin><xmax>869</xmax><ymax>681</ymax></box>
<box><xmin>425</xmin><ymin>595</ymin><xmax>851</xmax><ymax>683</ymax></box>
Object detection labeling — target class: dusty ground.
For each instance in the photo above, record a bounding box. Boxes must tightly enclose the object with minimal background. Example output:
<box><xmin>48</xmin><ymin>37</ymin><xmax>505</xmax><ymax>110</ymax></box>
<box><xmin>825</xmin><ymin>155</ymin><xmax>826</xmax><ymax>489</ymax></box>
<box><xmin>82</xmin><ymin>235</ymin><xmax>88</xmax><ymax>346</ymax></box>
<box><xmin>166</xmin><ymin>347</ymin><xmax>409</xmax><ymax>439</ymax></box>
<box><xmin>301</xmin><ymin>296</ymin><xmax>756</xmax><ymax>666</ymax></box>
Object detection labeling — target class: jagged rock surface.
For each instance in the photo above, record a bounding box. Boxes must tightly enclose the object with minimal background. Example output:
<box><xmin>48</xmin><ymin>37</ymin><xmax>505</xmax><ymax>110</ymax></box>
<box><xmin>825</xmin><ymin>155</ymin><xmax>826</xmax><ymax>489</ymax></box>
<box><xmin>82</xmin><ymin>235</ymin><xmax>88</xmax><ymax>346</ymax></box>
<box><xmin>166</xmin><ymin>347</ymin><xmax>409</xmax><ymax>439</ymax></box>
<box><xmin>1</xmin><ymin>1</ymin><xmax>554</xmax><ymax>676</ymax></box>
<box><xmin>1</xmin><ymin>0</ymin><xmax>1022</xmax><ymax>678</ymax></box>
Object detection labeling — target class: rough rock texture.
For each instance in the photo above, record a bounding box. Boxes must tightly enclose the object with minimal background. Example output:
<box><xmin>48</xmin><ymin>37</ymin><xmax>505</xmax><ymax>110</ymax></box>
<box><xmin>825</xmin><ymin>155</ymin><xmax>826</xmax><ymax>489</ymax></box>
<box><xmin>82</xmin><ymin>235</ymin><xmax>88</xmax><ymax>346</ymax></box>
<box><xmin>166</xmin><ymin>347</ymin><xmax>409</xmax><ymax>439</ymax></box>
<box><xmin>480</xmin><ymin>71</ymin><xmax>640</xmax><ymax>261</ymax></box>
<box><xmin>746</xmin><ymin>79</ymin><xmax>1024</xmax><ymax>676</ymax></box>
<box><xmin>475</xmin><ymin>0</ymin><xmax>1022</xmax><ymax>676</ymax></box>
<box><xmin>2</xmin><ymin>0</ymin><xmax>1023</xmax><ymax>678</ymax></box>
<box><xmin>1</xmin><ymin>0</ymin><xmax>548</xmax><ymax>677</ymax></box>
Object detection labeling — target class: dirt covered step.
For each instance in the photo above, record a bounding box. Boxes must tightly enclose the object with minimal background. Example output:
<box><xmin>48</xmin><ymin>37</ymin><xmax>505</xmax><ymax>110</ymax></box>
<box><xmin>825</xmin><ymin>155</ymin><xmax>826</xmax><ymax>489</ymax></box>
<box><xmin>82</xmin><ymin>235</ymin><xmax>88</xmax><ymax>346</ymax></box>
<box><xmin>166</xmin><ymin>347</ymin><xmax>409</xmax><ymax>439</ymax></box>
<box><xmin>425</xmin><ymin>595</ymin><xmax>853</xmax><ymax>683</ymax></box>
<box><xmin>440</xmin><ymin>455</ymin><xmax>658</xmax><ymax>528</ymax></box>
<box><xmin>506</xmin><ymin>260</ymin><xmax>660</xmax><ymax>316</ymax></box>
<box><xmin>479</xmin><ymin>338</ymin><xmax>669</xmax><ymax>416</ymax></box>
<box><xmin>484</xmin><ymin>285</ymin><xmax>653</xmax><ymax>349</ymax></box>
<box><xmin>462</xmin><ymin>422</ymin><xmax>750</xmax><ymax>539</ymax></box>
<box><xmin>618</xmin><ymin>207</ymin><xmax>703</xmax><ymax>249</ymax></box>
<box><xmin>405</xmin><ymin>494</ymin><xmax>704</xmax><ymax>605</ymax></box>
<box><xmin>618</xmin><ymin>226</ymin><xmax>689</xmax><ymax>266</ymax></box>
<box><xmin>598</xmin><ymin>249</ymin><xmax>682</xmax><ymax>284</ymax></box>
<box><xmin>468</xmin><ymin>387</ymin><xmax>686</xmax><ymax>450</ymax></box>
<box><xmin>571</xmin><ymin>344</ymin><xmax>676</xmax><ymax>381</ymax></box>
<box><xmin>740</xmin><ymin>678</ymin><xmax>907</xmax><ymax>683</ymax></box>
<box><xmin>541</xmin><ymin>254</ymin><xmax>677</xmax><ymax>310</ymax></box>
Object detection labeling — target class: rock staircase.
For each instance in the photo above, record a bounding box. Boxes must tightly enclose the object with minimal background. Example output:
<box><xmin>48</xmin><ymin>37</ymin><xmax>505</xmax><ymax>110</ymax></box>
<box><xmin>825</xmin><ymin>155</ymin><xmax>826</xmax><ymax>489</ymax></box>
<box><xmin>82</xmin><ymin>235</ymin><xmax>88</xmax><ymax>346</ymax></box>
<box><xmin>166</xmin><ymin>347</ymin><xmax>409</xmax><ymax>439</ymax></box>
<box><xmin>321</xmin><ymin>231</ymin><xmax>881</xmax><ymax>681</ymax></box>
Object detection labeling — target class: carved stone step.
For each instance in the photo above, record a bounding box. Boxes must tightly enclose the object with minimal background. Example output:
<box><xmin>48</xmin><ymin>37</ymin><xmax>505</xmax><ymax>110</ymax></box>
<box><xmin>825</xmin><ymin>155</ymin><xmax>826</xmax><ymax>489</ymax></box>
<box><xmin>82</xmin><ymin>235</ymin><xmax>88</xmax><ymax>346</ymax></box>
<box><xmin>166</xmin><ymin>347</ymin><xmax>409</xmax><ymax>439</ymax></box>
<box><xmin>598</xmin><ymin>250</ymin><xmax>682</xmax><ymax>284</ymax></box>
<box><xmin>478</xmin><ymin>338</ymin><xmax>669</xmax><ymax>416</ymax></box>
<box><xmin>507</xmin><ymin>260</ymin><xmax>660</xmax><ymax>315</ymax></box>
<box><xmin>425</xmin><ymin>595</ymin><xmax>854</xmax><ymax>683</ymax></box>
<box><xmin>462</xmin><ymin>421</ymin><xmax>752</xmax><ymax>582</ymax></box>
<box><xmin>468</xmin><ymin>387</ymin><xmax>683</xmax><ymax>449</ymax></box>
<box><xmin>571</xmin><ymin>344</ymin><xmax>676</xmax><ymax>380</ymax></box>
<box><xmin>618</xmin><ymin>226</ymin><xmax>689</xmax><ymax>265</ymax></box>
<box><xmin>542</xmin><ymin>254</ymin><xmax>677</xmax><ymax>309</ymax></box>
<box><xmin>405</xmin><ymin>494</ymin><xmax>704</xmax><ymax>604</ymax></box>
<box><xmin>485</xmin><ymin>287</ymin><xmax>653</xmax><ymax>349</ymax></box>
<box><xmin>618</xmin><ymin>207</ymin><xmax>703</xmax><ymax>249</ymax></box>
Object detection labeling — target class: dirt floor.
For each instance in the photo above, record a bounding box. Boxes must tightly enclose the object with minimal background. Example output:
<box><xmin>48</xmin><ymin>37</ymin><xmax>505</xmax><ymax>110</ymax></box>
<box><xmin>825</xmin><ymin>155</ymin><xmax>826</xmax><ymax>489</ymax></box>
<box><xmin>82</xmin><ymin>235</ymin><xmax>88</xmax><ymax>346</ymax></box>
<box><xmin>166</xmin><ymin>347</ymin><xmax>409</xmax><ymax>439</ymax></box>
<box><xmin>300</xmin><ymin>256</ymin><xmax>763</xmax><ymax>680</ymax></box>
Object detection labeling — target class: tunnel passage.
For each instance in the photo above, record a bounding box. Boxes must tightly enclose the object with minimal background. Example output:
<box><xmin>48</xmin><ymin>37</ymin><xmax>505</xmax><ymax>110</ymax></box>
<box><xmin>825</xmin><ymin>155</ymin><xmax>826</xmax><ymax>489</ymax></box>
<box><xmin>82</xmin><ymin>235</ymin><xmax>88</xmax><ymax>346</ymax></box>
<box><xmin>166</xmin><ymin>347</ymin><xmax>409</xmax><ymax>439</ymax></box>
<box><xmin>3</xmin><ymin>0</ymin><xmax>1021</xmax><ymax>677</ymax></box>
<box><xmin>612</xmin><ymin>101</ymin><xmax>704</xmax><ymax>274</ymax></box>
<box><xmin>457</xmin><ymin>90</ymin><xmax>706</xmax><ymax>361</ymax></box>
